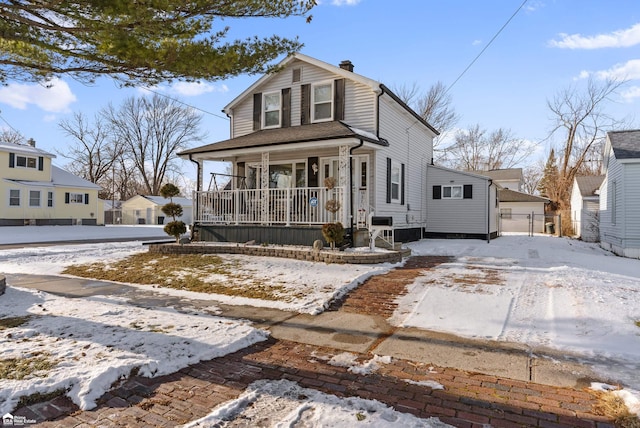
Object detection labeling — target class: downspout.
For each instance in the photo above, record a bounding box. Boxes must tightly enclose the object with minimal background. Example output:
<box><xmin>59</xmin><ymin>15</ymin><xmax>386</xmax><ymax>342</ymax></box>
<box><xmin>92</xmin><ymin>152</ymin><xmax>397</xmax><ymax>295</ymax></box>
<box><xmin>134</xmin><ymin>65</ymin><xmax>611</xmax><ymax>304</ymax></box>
<box><xmin>349</xmin><ymin>138</ymin><xmax>365</xmax><ymax>247</ymax></box>
<box><xmin>376</xmin><ymin>85</ymin><xmax>384</xmax><ymax>139</ymax></box>
<box><xmin>487</xmin><ymin>179</ymin><xmax>493</xmax><ymax>243</ymax></box>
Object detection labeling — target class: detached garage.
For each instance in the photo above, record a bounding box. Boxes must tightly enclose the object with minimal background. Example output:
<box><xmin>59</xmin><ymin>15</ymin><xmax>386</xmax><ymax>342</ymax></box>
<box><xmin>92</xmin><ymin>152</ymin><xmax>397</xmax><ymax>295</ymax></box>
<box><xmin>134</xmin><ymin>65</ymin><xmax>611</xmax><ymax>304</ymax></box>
<box><xmin>121</xmin><ymin>195</ymin><xmax>193</xmax><ymax>225</ymax></box>
<box><xmin>425</xmin><ymin>165</ymin><xmax>498</xmax><ymax>240</ymax></box>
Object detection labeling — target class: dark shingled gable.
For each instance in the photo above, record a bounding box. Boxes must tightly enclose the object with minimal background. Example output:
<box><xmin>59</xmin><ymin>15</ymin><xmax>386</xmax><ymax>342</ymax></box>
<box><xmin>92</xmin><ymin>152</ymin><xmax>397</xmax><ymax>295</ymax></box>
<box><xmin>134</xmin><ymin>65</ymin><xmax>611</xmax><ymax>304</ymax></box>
<box><xmin>179</xmin><ymin>121</ymin><xmax>387</xmax><ymax>156</ymax></box>
<box><xmin>609</xmin><ymin>129</ymin><xmax>640</xmax><ymax>160</ymax></box>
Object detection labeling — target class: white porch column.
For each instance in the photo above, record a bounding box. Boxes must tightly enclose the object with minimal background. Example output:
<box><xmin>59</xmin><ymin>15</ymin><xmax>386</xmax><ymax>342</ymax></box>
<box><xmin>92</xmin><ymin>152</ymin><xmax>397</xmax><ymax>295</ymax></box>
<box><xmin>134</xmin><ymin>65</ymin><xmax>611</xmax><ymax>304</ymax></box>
<box><xmin>261</xmin><ymin>152</ymin><xmax>269</xmax><ymax>224</ymax></box>
<box><xmin>339</xmin><ymin>145</ymin><xmax>349</xmax><ymax>225</ymax></box>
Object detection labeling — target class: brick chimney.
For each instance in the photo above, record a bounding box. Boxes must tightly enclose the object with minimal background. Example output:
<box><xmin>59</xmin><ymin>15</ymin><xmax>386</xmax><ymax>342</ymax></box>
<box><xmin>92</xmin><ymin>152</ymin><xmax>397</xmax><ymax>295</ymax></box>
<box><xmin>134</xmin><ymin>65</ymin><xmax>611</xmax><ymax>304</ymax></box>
<box><xmin>339</xmin><ymin>60</ymin><xmax>354</xmax><ymax>72</ymax></box>
<box><xmin>27</xmin><ymin>138</ymin><xmax>35</xmax><ymax>147</ymax></box>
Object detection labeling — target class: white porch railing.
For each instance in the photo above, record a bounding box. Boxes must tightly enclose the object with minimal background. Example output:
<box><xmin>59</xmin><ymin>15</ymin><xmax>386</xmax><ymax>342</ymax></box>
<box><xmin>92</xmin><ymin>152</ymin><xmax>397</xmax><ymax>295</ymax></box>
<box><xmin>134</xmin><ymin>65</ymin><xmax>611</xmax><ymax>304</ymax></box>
<box><xmin>193</xmin><ymin>187</ymin><xmax>346</xmax><ymax>226</ymax></box>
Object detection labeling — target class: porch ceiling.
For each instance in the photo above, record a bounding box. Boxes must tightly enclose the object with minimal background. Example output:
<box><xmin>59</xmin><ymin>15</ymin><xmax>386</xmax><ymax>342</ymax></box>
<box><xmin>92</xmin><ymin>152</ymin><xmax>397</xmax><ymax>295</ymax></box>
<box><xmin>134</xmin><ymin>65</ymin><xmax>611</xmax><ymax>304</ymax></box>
<box><xmin>178</xmin><ymin>121</ymin><xmax>387</xmax><ymax>161</ymax></box>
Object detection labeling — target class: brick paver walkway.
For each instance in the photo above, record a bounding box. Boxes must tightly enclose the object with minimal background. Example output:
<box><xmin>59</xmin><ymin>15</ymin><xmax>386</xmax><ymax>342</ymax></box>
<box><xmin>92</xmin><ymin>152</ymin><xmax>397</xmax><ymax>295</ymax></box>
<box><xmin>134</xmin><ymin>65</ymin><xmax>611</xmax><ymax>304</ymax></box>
<box><xmin>12</xmin><ymin>256</ymin><xmax>618</xmax><ymax>427</ymax></box>
<box><xmin>22</xmin><ymin>339</ymin><xmax>614</xmax><ymax>427</ymax></box>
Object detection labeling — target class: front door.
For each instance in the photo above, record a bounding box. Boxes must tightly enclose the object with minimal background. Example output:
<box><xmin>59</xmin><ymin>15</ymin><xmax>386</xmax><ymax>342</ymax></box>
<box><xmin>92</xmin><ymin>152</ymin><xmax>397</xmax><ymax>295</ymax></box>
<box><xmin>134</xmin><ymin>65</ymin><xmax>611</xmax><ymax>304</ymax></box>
<box><xmin>320</xmin><ymin>155</ymin><xmax>369</xmax><ymax>228</ymax></box>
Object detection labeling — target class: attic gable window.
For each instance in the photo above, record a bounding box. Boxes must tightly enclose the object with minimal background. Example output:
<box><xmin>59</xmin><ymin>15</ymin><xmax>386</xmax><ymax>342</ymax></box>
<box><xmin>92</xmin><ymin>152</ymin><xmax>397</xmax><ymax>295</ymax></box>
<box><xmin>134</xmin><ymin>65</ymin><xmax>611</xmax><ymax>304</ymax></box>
<box><xmin>262</xmin><ymin>91</ymin><xmax>281</xmax><ymax>128</ymax></box>
<box><xmin>312</xmin><ymin>81</ymin><xmax>333</xmax><ymax>122</ymax></box>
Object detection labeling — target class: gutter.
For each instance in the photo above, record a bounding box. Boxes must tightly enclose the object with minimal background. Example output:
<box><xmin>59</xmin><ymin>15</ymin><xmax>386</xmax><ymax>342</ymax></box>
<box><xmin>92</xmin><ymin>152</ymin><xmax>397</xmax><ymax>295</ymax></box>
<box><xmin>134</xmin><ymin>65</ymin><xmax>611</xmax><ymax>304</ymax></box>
<box><xmin>487</xmin><ymin>179</ymin><xmax>493</xmax><ymax>243</ymax></box>
<box><xmin>349</xmin><ymin>138</ymin><xmax>365</xmax><ymax>247</ymax></box>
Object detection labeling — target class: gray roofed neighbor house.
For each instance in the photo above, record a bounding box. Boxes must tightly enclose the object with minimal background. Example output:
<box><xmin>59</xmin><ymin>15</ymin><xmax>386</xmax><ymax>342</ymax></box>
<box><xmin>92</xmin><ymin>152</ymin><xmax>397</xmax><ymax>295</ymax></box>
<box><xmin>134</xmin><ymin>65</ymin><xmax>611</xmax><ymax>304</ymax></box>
<box><xmin>178</xmin><ymin>121</ymin><xmax>388</xmax><ymax>157</ymax></box>
<box><xmin>608</xmin><ymin>129</ymin><xmax>640</xmax><ymax>159</ymax></box>
<box><xmin>499</xmin><ymin>189</ymin><xmax>549</xmax><ymax>203</ymax></box>
<box><xmin>482</xmin><ymin>168</ymin><xmax>523</xmax><ymax>181</ymax></box>
<box><xmin>575</xmin><ymin>176</ymin><xmax>604</xmax><ymax>197</ymax></box>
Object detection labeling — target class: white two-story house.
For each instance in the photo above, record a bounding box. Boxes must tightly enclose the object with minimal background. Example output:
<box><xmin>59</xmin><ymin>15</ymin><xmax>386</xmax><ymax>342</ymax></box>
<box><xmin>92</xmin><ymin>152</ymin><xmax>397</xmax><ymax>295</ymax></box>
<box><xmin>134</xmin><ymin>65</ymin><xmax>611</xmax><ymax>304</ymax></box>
<box><xmin>179</xmin><ymin>53</ymin><xmax>442</xmax><ymax>246</ymax></box>
<box><xmin>1</xmin><ymin>140</ymin><xmax>103</xmax><ymax>226</ymax></box>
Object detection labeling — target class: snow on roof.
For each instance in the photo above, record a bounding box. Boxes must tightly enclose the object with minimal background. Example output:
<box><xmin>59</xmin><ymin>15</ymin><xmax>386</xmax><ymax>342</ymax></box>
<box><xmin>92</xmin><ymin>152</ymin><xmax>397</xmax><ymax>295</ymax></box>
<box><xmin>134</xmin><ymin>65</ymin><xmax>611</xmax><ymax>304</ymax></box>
<box><xmin>52</xmin><ymin>166</ymin><xmax>101</xmax><ymax>189</ymax></box>
<box><xmin>0</xmin><ymin>141</ymin><xmax>55</xmax><ymax>158</ymax></box>
<box><xmin>142</xmin><ymin>195</ymin><xmax>192</xmax><ymax>207</ymax></box>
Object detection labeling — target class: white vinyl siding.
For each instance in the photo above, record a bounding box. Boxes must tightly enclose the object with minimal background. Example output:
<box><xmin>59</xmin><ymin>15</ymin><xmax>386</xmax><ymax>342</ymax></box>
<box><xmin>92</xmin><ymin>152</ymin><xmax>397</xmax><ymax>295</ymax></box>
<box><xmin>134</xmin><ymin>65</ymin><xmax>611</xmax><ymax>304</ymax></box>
<box><xmin>426</xmin><ymin>165</ymin><xmax>495</xmax><ymax>235</ymax></box>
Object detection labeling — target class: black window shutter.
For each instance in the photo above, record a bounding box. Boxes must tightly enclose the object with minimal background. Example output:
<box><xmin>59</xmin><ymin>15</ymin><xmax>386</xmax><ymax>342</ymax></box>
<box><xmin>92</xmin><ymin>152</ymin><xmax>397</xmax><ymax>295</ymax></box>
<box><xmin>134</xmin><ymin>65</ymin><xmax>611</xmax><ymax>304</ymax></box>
<box><xmin>334</xmin><ymin>78</ymin><xmax>345</xmax><ymax>121</ymax></box>
<box><xmin>307</xmin><ymin>157</ymin><xmax>318</xmax><ymax>187</ymax></box>
<box><xmin>38</xmin><ymin>156</ymin><xmax>44</xmax><ymax>171</ymax></box>
<box><xmin>301</xmin><ymin>84</ymin><xmax>310</xmax><ymax>125</ymax></box>
<box><xmin>84</xmin><ymin>193</ymin><xmax>89</xmax><ymax>204</ymax></box>
<box><xmin>463</xmin><ymin>184</ymin><xmax>473</xmax><ymax>199</ymax></box>
<box><xmin>386</xmin><ymin>157</ymin><xmax>392</xmax><ymax>203</ymax></box>
<box><xmin>9</xmin><ymin>152</ymin><xmax>14</xmax><ymax>168</ymax></box>
<box><xmin>65</xmin><ymin>192</ymin><xmax>70</xmax><ymax>204</ymax></box>
<box><xmin>252</xmin><ymin>93</ymin><xmax>262</xmax><ymax>131</ymax></box>
<box><xmin>281</xmin><ymin>88</ymin><xmax>291</xmax><ymax>128</ymax></box>
<box><xmin>401</xmin><ymin>163</ymin><xmax>405</xmax><ymax>205</ymax></box>
<box><xmin>433</xmin><ymin>186</ymin><xmax>442</xmax><ymax>200</ymax></box>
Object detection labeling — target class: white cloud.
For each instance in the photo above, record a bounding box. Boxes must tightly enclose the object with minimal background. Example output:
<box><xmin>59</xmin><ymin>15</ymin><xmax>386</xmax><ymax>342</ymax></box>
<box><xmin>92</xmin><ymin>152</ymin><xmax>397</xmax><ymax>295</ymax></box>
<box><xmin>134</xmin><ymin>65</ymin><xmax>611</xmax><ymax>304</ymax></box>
<box><xmin>331</xmin><ymin>0</ymin><xmax>361</xmax><ymax>5</ymax></box>
<box><xmin>575</xmin><ymin>59</ymin><xmax>640</xmax><ymax>82</ymax></box>
<box><xmin>0</xmin><ymin>78</ymin><xmax>76</xmax><ymax>112</ymax></box>
<box><xmin>143</xmin><ymin>82</ymin><xmax>228</xmax><ymax>97</ymax></box>
<box><xmin>621</xmin><ymin>85</ymin><xmax>640</xmax><ymax>102</ymax></box>
<box><xmin>549</xmin><ymin>22</ymin><xmax>640</xmax><ymax>49</ymax></box>
<box><xmin>472</xmin><ymin>39</ymin><xmax>482</xmax><ymax>46</ymax></box>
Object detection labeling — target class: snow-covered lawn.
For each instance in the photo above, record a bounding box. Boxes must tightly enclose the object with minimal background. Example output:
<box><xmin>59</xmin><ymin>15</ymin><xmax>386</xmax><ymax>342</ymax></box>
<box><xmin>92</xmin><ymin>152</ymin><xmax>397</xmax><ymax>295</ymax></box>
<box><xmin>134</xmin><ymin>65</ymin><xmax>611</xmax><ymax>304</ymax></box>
<box><xmin>1</xmin><ymin>226</ymin><xmax>639</xmax><ymax>422</ymax></box>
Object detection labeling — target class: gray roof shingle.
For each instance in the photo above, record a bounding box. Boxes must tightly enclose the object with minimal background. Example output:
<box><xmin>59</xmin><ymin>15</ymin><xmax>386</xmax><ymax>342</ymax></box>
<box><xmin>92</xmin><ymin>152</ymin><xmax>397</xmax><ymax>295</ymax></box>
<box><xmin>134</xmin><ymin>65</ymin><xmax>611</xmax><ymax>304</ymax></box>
<box><xmin>575</xmin><ymin>175</ymin><xmax>604</xmax><ymax>197</ymax></box>
<box><xmin>608</xmin><ymin>129</ymin><xmax>640</xmax><ymax>159</ymax></box>
<box><xmin>179</xmin><ymin>121</ymin><xmax>387</xmax><ymax>156</ymax></box>
<box><xmin>499</xmin><ymin>189</ymin><xmax>549</xmax><ymax>203</ymax></box>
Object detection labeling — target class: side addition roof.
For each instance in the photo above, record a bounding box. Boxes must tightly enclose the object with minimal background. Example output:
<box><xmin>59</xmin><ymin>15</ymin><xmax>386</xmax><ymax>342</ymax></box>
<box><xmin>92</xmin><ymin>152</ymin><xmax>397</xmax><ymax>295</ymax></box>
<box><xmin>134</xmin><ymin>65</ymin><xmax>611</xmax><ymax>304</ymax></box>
<box><xmin>608</xmin><ymin>129</ymin><xmax>640</xmax><ymax>160</ymax></box>
<box><xmin>481</xmin><ymin>168</ymin><xmax>523</xmax><ymax>181</ymax></box>
<box><xmin>575</xmin><ymin>175</ymin><xmax>604</xmax><ymax>197</ymax></box>
<box><xmin>499</xmin><ymin>189</ymin><xmax>549</xmax><ymax>203</ymax></box>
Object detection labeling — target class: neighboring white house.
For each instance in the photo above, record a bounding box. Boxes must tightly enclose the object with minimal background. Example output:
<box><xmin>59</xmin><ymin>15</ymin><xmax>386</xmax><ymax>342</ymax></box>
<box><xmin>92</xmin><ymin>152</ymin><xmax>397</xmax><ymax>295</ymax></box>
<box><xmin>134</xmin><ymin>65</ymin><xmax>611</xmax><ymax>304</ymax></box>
<box><xmin>599</xmin><ymin>129</ymin><xmax>640</xmax><ymax>259</ymax></box>
<box><xmin>497</xmin><ymin>189</ymin><xmax>549</xmax><ymax>234</ymax></box>
<box><xmin>121</xmin><ymin>195</ymin><xmax>193</xmax><ymax>225</ymax></box>
<box><xmin>1</xmin><ymin>140</ymin><xmax>103</xmax><ymax>226</ymax></box>
<box><xmin>425</xmin><ymin>165</ymin><xmax>498</xmax><ymax>240</ymax></box>
<box><xmin>482</xmin><ymin>168</ymin><xmax>523</xmax><ymax>191</ymax></box>
<box><xmin>570</xmin><ymin>175</ymin><xmax>604</xmax><ymax>242</ymax></box>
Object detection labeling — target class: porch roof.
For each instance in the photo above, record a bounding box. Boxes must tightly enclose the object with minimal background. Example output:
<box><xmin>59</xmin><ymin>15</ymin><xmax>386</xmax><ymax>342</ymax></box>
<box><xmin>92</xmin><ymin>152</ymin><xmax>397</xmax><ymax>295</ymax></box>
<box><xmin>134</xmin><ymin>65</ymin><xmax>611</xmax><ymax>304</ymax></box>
<box><xmin>178</xmin><ymin>121</ymin><xmax>388</xmax><ymax>159</ymax></box>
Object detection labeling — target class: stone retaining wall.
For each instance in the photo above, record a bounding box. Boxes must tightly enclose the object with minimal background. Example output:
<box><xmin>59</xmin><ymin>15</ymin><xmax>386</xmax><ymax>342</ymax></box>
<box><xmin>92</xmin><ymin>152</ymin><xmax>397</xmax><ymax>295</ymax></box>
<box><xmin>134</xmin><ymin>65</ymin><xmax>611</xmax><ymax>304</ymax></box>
<box><xmin>0</xmin><ymin>275</ymin><xmax>5</xmax><ymax>295</ymax></box>
<box><xmin>148</xmin><ymin>243</ymin><xmax>404</xmax><ymax>264</ymax></box>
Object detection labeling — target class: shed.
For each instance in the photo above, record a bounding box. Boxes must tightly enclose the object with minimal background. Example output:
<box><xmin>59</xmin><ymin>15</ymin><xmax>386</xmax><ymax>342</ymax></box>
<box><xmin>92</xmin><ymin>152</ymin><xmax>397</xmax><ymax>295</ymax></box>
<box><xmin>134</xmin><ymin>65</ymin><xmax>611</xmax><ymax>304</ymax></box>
<box><xmin>497</xmin><ymin>189</ymin><xmax>549</xmax><ymax>234</ymax></box>
<box><xmin>570</xmin><ymin>176</ymin><xmax>604</xmax><ymax>242</ymax></box>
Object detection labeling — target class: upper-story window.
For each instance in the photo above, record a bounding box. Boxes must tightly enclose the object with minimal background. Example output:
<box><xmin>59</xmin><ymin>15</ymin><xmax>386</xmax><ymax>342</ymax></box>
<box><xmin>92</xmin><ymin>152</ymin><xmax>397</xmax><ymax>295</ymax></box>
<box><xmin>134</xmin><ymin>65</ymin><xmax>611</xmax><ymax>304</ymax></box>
<box><xmin>262</xmin><ymin>91</ymin><xmax>281</xmax><ymax>128</ymax></box>
<box><xmin>16</xmin><ymin>155</ymin><xmax>37</xmax><ymax>169</ymax></box>
<box><xmin>312</xmin><ymin>81</ymin><xmax>333</xmax><ymax>122</ymax></box>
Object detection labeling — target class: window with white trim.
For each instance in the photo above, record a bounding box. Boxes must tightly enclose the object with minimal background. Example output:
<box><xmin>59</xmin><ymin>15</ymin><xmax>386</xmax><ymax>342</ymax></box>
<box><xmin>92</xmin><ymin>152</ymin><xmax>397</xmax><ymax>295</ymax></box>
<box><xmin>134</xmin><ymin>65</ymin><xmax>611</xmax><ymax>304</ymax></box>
<box><xmin>47</xmin><ymin>191</ymin><xmax>54</xmax><ymax>207</ymax></box>
<box><xmin>442</xmin><ymin>185</ymin><xmax>463</xmax><ymax>199</ymax></box>
<box><xmin>29</xmin><ymin>190</ymin><xmax>41</xmax><ymax>207</ymax></box>
<box><xmin>16</xmin><ymin>155</ymin><xmax>37</xmax><ymax>169</ymax></box>
<box><xmin>311</xmin><ymin>81</ymin><xmax>333</xmax><ymax>122</ymax></box>
<box><xmin>69</xmin><ymin>193</ymin><xmax>84</xmax><ymax>204</ymax></box>
<box><xmin>9</xmin><ymin>189</ymin><xmax>20</xmax><ymax>206</ymax></box>
<box><xmin>390</xmin><ymin>161</ymin><xmax>402</xmax><ymax>202</ymax></box>
<box><xmin>262</xmin><ymin>91</ymin><xmax>281</xmax><ymax>128</ymax></box>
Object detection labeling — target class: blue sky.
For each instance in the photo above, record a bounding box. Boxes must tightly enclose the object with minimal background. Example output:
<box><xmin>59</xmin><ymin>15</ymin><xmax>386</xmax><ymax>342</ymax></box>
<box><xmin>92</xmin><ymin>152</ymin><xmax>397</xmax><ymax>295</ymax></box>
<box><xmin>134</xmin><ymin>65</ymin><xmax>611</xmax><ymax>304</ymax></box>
<box><xmin>1</xmin><ymin>0</ymin><xmax>639</xmax><ymax>179</ymax></box>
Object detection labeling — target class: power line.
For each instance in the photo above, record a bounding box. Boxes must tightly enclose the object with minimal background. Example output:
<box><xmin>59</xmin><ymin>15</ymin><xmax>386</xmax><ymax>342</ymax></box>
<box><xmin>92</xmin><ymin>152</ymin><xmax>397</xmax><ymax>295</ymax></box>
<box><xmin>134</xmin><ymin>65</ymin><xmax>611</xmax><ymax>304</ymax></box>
<box><xmin>446</xmin><ymin>0</ymin><xmax>529</xmax><ymax>95</ymax></box>
<box><xmin>0</xmin><ymin>110</ymin><xmax>21</xmax><ymax>134</ymax></box>
<box><xmin>141</xmin><ymin>86</ymin><xmax>230</xmax><ymax>121</ymax></box>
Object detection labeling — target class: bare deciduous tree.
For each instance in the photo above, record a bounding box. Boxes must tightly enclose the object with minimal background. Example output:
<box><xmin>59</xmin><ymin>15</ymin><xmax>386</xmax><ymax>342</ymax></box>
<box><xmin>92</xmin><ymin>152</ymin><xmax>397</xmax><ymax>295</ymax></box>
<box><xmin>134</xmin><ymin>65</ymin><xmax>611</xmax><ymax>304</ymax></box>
<box><xmin>104</xmin><ymin>94</ymin><xmax>206</xmax><ymax>195</ymax></box>
<box><xmin>393</xmin><ymin>81</ymin><xmax>460</xmax><ymax>158</ymax></box>
<box><xmin>58</xmin><ymin>112</ymin><xmax>124</xmax><ymax>187</ymax></box>
<box><xmin>522</xmin><ymin>164</ymin><xmax>543</xmax><ymax>195</ymax></box>
<box><xmin>442</xmin><ymin>124</ymin><xmax>536</xmax><ymax>171</ymax></box>
<box><xmin>0</xmin><ymin>128</ymin><xmax>26</xmax><ymax>145</ymax></box>
<box><xmin>545</xmin><ymin>77</ymin><xmax>627</xmax><ymax>208</ymax></box>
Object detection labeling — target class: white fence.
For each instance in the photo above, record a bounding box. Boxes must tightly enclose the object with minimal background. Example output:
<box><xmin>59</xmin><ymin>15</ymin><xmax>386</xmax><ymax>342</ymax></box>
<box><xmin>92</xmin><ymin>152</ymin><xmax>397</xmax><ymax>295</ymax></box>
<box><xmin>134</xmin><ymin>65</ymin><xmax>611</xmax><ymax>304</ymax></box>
<box><xmin>193</xmin><ymin>187</ymin><xmax>346</xmax><ymax>226</ymax></box>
